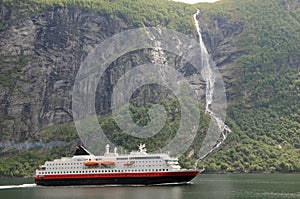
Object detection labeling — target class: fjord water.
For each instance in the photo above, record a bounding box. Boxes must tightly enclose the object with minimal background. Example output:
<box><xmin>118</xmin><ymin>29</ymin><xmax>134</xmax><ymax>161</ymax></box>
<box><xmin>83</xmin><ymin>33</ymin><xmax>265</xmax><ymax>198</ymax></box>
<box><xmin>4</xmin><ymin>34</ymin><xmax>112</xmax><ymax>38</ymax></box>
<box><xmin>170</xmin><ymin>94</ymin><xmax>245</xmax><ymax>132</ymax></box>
<box><xmin>0</xmin><ymin>174</ymin><xmax>299</xmax><ymax>199</ymax></box>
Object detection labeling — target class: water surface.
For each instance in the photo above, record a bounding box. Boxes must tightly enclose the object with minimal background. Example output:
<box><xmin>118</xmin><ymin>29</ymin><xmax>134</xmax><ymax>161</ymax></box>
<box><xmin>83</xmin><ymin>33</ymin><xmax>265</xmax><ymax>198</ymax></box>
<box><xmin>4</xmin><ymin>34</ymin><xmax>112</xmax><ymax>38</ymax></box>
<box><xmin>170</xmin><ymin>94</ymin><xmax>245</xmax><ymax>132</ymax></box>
<box><xmin>0</xmin><ymin>174</ymin><xmax>299</xmax><ymax>199</ymax></box>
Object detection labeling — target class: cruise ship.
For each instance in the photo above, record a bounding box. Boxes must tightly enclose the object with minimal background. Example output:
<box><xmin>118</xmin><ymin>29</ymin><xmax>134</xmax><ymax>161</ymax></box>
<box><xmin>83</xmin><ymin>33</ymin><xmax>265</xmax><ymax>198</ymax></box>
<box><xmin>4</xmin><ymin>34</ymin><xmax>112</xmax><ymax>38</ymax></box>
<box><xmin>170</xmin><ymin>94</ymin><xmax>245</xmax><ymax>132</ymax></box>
<box><xmin>35</xmin><ymin>144</ymin><xmax>200</xmax><ymax>186</ymax></box>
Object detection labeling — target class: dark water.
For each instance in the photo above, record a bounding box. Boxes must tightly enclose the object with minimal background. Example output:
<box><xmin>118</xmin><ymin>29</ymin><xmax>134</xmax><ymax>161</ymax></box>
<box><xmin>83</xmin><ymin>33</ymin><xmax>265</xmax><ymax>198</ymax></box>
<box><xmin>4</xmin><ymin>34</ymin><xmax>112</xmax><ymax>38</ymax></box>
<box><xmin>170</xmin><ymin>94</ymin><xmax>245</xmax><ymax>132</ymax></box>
<box><xmin>0</xmin><ymin>174</ymin><xmax>299</xmax><ymax>199</ymax></box>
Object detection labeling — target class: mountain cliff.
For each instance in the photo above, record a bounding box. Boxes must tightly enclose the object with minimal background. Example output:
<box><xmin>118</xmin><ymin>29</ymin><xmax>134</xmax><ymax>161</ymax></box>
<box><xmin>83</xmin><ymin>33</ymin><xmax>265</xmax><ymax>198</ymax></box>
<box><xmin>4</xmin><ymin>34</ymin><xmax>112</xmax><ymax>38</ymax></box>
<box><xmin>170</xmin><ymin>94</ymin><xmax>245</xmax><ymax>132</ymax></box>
<box><xmin>0</xmin><ymin>0</ymin><xmax>299</xmax><ymax>176</ymax></box>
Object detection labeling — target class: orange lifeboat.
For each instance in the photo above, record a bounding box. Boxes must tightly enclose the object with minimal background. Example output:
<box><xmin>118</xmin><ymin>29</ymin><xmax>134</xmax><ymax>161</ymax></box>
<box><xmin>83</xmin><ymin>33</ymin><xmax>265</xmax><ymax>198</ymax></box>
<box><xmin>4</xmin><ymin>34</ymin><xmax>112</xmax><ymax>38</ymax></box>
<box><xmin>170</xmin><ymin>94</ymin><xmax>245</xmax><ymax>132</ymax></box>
<box><xmin>100</xmin><ymin>160</ymin><xmax>115</xmax><ymax>167</ymax></box>
<box><xmin>84</xmin><ymin>160</ymin><xmax>100</xmax><ymax>166</ymax></box>
<box><xmin>124</xmin><ymin>161</ymin><xmax>135</xmax><ymax>166</ymax></box>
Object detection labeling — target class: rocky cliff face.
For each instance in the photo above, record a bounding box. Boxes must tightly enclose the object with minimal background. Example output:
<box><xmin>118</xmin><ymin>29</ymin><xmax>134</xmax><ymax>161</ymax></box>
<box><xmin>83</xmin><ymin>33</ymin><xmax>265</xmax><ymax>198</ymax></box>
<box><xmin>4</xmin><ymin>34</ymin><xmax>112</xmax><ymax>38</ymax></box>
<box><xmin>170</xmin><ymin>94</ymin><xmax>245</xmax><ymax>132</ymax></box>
<box><xmin>0</xmin><ymin>3</ymin><xmax>243</xmax><ymax>146</ymax></box>
<box><xmin>196</xmin><ymin>14</ymin><xmax>244</xmax><ymax>100</ymax></box>
<box><xmin>0</xmin><ymin>4</ymin><xmax>129</xmax><ymax>141</ymax></box>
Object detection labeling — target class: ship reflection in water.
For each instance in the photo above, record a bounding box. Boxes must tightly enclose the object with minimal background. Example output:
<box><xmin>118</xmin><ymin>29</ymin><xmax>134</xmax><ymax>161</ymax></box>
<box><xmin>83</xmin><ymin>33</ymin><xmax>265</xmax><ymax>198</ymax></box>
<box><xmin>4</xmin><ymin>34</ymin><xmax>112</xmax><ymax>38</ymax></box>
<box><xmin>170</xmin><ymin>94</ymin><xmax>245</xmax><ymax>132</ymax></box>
<box><xmin>33</xmin><ymin>184</ymin><xmax>187</xmax><ymax>199</ymax></box>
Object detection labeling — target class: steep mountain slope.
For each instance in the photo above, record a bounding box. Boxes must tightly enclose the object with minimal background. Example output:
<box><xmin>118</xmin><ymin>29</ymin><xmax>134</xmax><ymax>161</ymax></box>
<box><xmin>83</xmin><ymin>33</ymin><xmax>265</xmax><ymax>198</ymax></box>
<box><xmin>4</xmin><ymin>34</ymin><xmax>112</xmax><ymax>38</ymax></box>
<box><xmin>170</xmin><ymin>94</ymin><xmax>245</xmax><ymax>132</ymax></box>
<box><xmin>0</xmin><ymin>0</ymin><xmax>299</xmax><ymax>176</ymax></box>
<box><xmin>196</xmin><ymin>0</ymin><xmax>300</xmax><ymax>172</ymax></box>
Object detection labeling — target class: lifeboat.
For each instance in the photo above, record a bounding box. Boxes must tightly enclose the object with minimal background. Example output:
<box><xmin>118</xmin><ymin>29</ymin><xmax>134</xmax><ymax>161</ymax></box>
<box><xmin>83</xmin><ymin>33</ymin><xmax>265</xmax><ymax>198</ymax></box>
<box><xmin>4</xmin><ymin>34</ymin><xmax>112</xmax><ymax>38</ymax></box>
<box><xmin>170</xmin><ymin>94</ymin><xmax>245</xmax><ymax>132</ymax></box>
<box><xmin>100</xmin><ymin>160</ymin><xmax>115</xmax><ymax>167</ymax></box>
<box><xmin>84</xmin><ymin>160</ymin><xmax>100</xmax><ymax>166</ymax></box>
<box><xmin>124</xmin><ymin>161</ymin><xmax>135</xmax><ymax>166</ymax></box>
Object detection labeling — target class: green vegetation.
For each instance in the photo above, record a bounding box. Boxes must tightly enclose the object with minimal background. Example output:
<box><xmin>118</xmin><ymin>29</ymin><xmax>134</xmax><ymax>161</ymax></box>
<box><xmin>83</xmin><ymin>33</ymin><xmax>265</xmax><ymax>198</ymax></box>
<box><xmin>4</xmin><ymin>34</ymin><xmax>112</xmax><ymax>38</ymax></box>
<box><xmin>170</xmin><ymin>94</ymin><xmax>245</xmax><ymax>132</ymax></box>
<box><xmin>99</xmin><ymin>98</ymin><xmax>209</xmax><ymax>153</ymax></box>
<box><xmin>0</xmin><ymin>122</ymin><xmax>77</xmax><ymax>177</ymax></box>
<box><xmin>2</xmin><ymin>0</ymin><xmax>196</xmax><ymax>33</ymax></box>
<box><xmin>0</xmin><ymin>55</ymin><xmax>29</xmax><ymax>89</ymax></box>
<box><xmin>196</xmin><ymin>0</ymin><xmax>300</xmax><ymax>173</ymax></box>
<box><xmin>0</xmin><ymin>146</ymin><xmax>75</xmax><ymax>177</ymax></box>
<box><xmin>38</xmin><ymin>122</ymin><xmax>78</xmax><ymax>143</ymax></box>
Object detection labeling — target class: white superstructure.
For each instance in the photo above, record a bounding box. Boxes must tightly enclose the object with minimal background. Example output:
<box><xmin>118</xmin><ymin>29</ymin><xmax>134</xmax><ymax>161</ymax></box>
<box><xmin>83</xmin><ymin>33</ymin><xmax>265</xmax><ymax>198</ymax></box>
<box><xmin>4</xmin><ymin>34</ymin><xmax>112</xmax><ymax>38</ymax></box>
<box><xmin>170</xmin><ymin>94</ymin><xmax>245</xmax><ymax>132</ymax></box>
<box><xmin>36</xmin><ymin>144</ymin><xmax>182</xmax><ymax>176</ymax></box>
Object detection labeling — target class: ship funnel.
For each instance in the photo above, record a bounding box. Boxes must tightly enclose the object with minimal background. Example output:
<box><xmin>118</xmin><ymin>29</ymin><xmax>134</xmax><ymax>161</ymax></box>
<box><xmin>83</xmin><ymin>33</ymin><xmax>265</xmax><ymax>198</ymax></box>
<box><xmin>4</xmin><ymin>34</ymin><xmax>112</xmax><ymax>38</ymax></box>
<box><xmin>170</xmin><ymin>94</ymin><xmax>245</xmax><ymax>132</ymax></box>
<box><xmin>105</xmin><ymin>144</ymin><xmax>110</xmax><ymax>154</ymax></box>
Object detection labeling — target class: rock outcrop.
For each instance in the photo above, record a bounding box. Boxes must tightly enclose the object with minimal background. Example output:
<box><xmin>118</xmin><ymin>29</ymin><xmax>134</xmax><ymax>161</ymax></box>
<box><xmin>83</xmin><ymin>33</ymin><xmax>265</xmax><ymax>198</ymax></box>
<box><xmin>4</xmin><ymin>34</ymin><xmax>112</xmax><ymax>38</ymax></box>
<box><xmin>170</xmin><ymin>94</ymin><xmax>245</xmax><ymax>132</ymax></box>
<box><xmin>196</xmin><ymin>13</ymin><xmax>244</xmax><ymax>100</ymax></box>
<box><xmin>0</xmin><ymin>4</ymin><xmax>128</xmax><ymax>141</ymax></box>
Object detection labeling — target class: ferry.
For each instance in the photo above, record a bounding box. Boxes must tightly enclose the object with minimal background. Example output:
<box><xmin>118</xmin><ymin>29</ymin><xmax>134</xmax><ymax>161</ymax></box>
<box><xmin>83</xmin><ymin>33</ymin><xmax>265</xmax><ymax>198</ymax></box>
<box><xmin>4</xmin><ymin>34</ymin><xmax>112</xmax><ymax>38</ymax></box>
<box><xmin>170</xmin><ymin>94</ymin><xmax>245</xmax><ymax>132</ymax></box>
<box><xmin>35</xmin><ymin>144</ymin><xmax>200</xmax><ymax>186</ymax></box>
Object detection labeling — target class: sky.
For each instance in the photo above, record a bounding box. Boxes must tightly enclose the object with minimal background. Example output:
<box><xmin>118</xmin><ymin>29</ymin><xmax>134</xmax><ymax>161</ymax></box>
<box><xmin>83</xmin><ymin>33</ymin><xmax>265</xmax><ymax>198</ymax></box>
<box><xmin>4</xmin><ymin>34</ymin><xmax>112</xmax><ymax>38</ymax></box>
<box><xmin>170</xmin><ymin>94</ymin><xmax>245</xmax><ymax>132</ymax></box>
<box><xmin>172</xmin><ymin>0</ymin><xmax>220</xmax><ymax>4</ymax></box>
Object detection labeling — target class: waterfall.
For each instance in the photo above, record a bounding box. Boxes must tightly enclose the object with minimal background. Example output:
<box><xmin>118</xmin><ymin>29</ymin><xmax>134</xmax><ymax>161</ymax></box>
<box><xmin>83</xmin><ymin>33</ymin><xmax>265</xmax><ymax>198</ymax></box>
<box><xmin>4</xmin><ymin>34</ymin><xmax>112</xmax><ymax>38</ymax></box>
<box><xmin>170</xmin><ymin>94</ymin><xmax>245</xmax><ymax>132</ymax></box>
<box><xmin>193</xmin><ymin>10</ymin><xmax>214</xmax><ymax>112</ymax></box>
<box><xmin>193</xmin><ymin>10</ymin><xmax>232</xmax><ymax>165</ymax></box>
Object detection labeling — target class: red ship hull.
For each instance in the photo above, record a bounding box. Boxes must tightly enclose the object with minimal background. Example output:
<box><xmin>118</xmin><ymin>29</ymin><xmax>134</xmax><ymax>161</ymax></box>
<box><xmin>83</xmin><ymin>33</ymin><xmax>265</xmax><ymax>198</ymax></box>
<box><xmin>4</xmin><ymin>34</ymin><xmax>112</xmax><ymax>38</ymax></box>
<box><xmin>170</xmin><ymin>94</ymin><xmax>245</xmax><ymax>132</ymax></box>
<box><xmin>35</xmin><ymin>171</ymin><xmax>200</xmax><ymax>186</ymax></box>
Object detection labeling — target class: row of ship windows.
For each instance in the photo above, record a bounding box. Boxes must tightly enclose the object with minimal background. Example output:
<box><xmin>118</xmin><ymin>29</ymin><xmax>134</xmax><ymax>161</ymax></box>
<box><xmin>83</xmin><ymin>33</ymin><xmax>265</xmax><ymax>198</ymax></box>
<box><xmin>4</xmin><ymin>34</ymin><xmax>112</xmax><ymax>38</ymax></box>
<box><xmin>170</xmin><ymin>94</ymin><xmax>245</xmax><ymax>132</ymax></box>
<box><xmin>47</xmin><ymin>161</ymin><xmax>163</xmax><ymax>167</ymax></box>
<box><xmin>121</xmin><ymin>160</ymin><xmax>163</xmax><ymax>163</ymax></box>
<box><xmin>46</xmin><ymin>165</ymin><xmax>165</xmax><ymax>170</ymax></box>
<box><xmin>47</xmin><ymin>162</ymin><xmax>81</xmax><ymax>166</ymax></box>
<box><xmin>115</xmin><ymin>157</ymin><xmax>161</xmax><ymax>160</ymax></box>
<box><xmin>128</xmin><ymin>157</ymin><xmax>161</xmax><ymax>160</ymax></box>
<box><xmin>47</xmin><ymin>167</ymin><xmax>84</xmax><ymax>170</ymax></box>
<box><xmin>39</xmin><ymin>168</ymin><xmax>169</xmax><ymax>175</ymax></box>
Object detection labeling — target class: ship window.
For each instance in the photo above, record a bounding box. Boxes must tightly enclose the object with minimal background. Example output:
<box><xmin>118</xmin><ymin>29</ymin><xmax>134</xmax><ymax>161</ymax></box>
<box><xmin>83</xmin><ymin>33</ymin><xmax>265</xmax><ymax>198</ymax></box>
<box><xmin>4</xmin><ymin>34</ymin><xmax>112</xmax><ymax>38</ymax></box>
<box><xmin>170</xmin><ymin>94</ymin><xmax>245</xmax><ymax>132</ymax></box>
<box><xmin>117</xmin><ymin>157</ymin><xmax>128</xmax><ymax>160</ymax></box>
